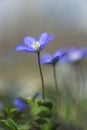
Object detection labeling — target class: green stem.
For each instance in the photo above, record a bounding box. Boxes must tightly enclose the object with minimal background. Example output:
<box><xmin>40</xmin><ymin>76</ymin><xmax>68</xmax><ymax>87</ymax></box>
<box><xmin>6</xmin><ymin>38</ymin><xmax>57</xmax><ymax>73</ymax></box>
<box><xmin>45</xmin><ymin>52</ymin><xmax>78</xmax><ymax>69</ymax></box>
<box><xmin>78</xmin><ymin>62</ymin><xmax>85</xmax><ymax>100</ymax></box>
<box><xmin>53</xmin><ymin>64</ymin><xmax>61</xmax><ymax>108</ymax></box>
<box><xmin>37</xmin><ymin>52</ymin><xmax>45</xmax><ymax>101</ymax></box>
<box><xmin>75</xmin><ymin>62</ymin><xmax>85</xmax><ymax>100</ymax></box>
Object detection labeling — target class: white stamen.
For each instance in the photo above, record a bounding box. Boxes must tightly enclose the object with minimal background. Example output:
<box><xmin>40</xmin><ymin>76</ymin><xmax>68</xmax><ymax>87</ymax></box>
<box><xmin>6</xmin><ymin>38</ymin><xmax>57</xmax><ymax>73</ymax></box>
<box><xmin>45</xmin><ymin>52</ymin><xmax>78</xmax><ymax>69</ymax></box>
<box><xmin>32</xmin><ymin>41</ymin><xmax>40</xmax><ymax>50</ymax></box>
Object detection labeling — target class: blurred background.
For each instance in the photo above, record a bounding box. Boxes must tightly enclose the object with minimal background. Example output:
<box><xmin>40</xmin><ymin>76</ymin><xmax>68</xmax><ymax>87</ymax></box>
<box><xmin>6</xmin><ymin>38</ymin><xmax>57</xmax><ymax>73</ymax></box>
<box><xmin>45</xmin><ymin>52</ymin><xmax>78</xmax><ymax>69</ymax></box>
<box><xmin>0</xmin><ymin>0</ymin><xmax>87</xmax><ymax>125</ymax></box>
<box><xmin>0</xmin><ymin>0</ymin><xmax>87</xmax><ymax>96</ymax></box>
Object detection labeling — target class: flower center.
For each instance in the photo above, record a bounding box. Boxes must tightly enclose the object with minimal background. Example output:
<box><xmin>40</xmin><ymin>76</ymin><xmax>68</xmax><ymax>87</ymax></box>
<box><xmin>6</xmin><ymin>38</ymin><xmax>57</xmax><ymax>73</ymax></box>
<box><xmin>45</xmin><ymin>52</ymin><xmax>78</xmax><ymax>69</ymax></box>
<box><xmin>33</xmin><ymin>41</ymin><xmax>40</xmax><ymax>50</ymax></box>
<box><xmin>68</xmin><ymin>51</ymin><xmax>81</xmax><ymax>61</ymax></box>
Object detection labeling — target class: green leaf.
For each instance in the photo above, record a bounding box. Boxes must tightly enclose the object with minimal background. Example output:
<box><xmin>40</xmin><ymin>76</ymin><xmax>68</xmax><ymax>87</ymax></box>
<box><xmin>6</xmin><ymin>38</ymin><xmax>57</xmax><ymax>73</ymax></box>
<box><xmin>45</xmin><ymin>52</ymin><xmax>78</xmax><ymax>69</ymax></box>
<box><xmin>38</xmin><ymin>101</ymin><xmax>53</xmax><ymax>109</ymax></box>
<box><xmin>4</xmin><ymin>108</ymin><xmax>17</xmax><ymax>115</ymax></box>
<box><xmin>1</xmin><ymin>118</ymin><xmax>18</xmax><ymax>130</ymax></box>
<box><xmin>31</xmin><ymin>105</ymin><xmax>52</xmax><ymax>120</ymax></box>
<box><xmin>40</xmin><ymin>119</ymin><xmax>53</xmax><ymax>130</ymax></box>
<box><xmin>18</xmin><ymin>124</ymin><xmax>31</xmax><ymax>130</ymax></box>
<box><xmin>31</xmin><ymin>106</ymin><xmax>42</xmax><ymax>119</ymax></box>
<box><xmin>39</xmin><ymin>106</ymin><xmax>52</xmax><ymax>118</ymax></box>
<box><xmin>26</xmin><ymin>99</ymin><xmax>36</xmax><ymax>107</ymax></box>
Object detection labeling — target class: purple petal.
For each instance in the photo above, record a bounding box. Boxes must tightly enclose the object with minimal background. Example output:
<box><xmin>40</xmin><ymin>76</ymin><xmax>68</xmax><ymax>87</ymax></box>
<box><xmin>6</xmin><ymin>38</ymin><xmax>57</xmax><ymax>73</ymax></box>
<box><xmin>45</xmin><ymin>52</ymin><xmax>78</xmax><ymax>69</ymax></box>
<box><xmin>59</xmin><ymin>55</ymin><xmax>71</xmax><ymax>63</ymax></box>
<box><xmin>14</xmin><ymin>98</ymin><xmax>29</xmax><ymax>111</ymax></box>
<box><xmin>52</xmin><ymin>51</ymin><xmax>63</xmax><ymax>63</ymax></box>
<box><xmin>45</xmin><ymin>35</ymin><xmax>54</xmax><ymax>44</ymax></box>
<box><xmin>54</xmin><ymin>50</ymin><xmax>63</xmax><ymax>58</ymax></box>
<box><xmin>38</xmin><ymin>32</ymin><xmax>48</xmax><ymax>43</ymax></box>
<box><xmin>32</xmin><ymin>92</ymin><xmax>42</xmax><ymax>100</ymax></box>
<box><xmin>80</xmin><ymin>47</ymin><xmax>87</xmax><ymax>57</ymax></box>
<box><xmin>14</xmin><ymin>98</ymin><xmax>20</xmax><ymax>106</ymax></box>
<box><xmin>40</xmin><ymin>54</ymin><xmax>53</xmax><ymax>64</ymax></box>
<box><xmin>59</xmin><ymin>49</ymin><xmax>83</xmax><ymax>63</ymax></box>
<box><xmin>69</xmin><ymin>50</ymin><xmax>82</xmax><ymax>60</ymax></box>
<box><xmin>15</xmin><ymin>45</ymin><xmax>35</xmax><ymax>52</ymax></box>
<box><xmin>40</xmin><ymin>35</ymin><xmax>54</xmax><ymax>49</ymax></box>
<box><xmin>24</xmin><ymin>36</ymin><xmax>36</xmax><ymax>47</ymax></box>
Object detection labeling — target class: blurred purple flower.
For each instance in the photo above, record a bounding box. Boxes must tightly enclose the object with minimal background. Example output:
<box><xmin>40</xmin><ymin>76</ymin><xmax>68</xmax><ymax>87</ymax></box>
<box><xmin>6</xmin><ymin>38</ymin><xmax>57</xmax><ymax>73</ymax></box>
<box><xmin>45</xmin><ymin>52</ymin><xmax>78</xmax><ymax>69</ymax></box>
<box><xmin>14</xmin><ymin>98</ymin><xmax>29</xmax><ymax>111</ymax></box>
<box><xmin>40</xmin><ymin>49</ymin><xmax>66</xmax><ymax>65</ymax></box>
<box><xmin>59</xmin><ymin>47</ymin><xmax>87</xmax><ymax>63</ymax></box>
<box><xmin>15</xmin><ymin>32</ymin><xmax>54</xmax><ymax>53</ymax></box>
<box><xmin>32</xmin><ymin>92</ymin><xmax>42</xmax><ymax>100</ymax></box>
<box><xmin>40</xmin><ymin>50</ymin><xmax>66</xmax><ymax>105</ymax></box>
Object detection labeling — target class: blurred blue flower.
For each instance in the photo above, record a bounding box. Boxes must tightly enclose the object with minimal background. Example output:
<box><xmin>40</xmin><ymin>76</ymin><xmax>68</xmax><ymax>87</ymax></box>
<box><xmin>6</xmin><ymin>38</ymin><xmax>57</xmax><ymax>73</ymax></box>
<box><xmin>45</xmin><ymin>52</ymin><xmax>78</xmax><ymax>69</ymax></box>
<box><xmin>59</xmin><ymin>47</ymin><xmax>87</xmax><ymax>63</ymax></box>
<box><xmin>40</xmin><ymin>50</ymin><xmax>66</xmax><ymax>105</ymax></box>
<box><xmin>14</xmin><ymin>98</ymin><xmax>29</xmax><ymax>111</ymax></box>
<box><xmin>15</xmin><ymin>32</ymin><xmax>54</xmax><ymax>53</ymax></box>
<box><xmin>40</xmin><ymin>49</ymin><xmax>65</xmax><ymax>65</ymax></box>
<box><xmin>32</xmin><ymin>92</ymin><xmax>42</xmax><ymax>100</ymax></box>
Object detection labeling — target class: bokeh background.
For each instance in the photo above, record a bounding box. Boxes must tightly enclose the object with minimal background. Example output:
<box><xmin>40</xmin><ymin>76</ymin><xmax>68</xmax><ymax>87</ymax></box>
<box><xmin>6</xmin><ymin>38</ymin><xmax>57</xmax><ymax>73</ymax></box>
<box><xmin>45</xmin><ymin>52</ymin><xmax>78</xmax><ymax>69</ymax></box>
<box><xmin>0</xmin><ymin>0</ymin><xmax>87</xmax><ymax>112</ymax></box>
<box><xmin>0</xmin><ymin>0</ymin><xmax>87</xmax><ymax>95</ymax></box>
<box><xmin>1</xmin><ymin>0</ymin><xmax>87</xmax><ymax>129</ymax></box>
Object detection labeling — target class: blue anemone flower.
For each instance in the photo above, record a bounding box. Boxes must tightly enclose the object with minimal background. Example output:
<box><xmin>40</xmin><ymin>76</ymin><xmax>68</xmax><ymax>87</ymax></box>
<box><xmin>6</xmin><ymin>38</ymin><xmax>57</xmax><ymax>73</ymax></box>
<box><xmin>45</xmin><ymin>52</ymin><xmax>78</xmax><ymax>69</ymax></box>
<box><xmin>59</xmin><ymin>47</ymin><xmax>87</xmax><ymax>63</ymax></box>
<box><xmin>40</xmin><ymin>49</ymin><xmax>66</xmax><ymax>65</ymax></box>
<box><xmin>14</xmin><ymin>98</ymin><xmax>29</xmax><ymax>111</ymax></box>
<box><xmin>15</xmin><ymin>32</ymin><xmax>54</xmax><ymax>53</ymax></box>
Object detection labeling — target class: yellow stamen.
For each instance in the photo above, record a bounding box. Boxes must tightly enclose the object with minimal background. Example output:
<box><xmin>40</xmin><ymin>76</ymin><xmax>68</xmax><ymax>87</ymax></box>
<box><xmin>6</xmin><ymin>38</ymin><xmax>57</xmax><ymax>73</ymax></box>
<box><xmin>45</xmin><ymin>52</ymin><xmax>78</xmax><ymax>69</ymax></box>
<box><xmin>34</xmin><ymin>42</ymin><xmax>40</xmax><ymax>50</ymax></box>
